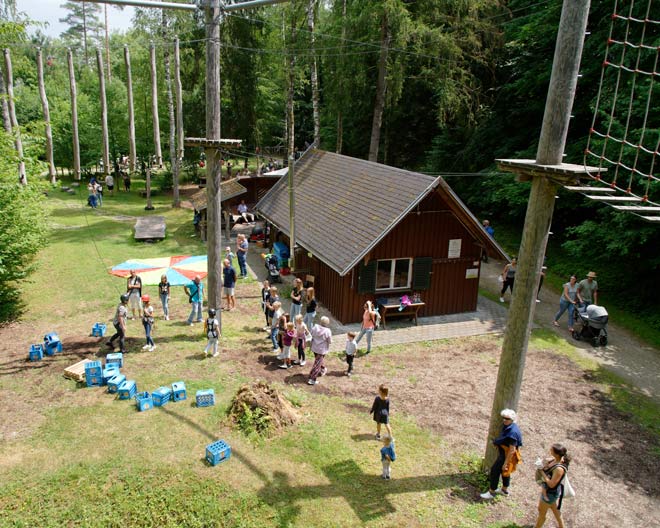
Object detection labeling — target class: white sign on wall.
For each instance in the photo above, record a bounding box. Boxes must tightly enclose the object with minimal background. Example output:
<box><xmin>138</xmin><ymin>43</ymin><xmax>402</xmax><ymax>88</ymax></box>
<box><xmin>448</xmin><ymin>239</ymin><xmax>462</xmax><ymax>259</ymax></box>
<box><xmin>465</xmin><ymin>268</ymin><xmax>479</xmax><ymax>279</ymax></box>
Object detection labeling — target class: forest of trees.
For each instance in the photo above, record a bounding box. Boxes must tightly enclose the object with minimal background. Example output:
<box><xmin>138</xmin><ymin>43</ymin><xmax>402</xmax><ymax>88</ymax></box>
<box><xmin>1</xmin><ymin>0</ymin><xmax>658</xmax><ymax>330</ymax></box>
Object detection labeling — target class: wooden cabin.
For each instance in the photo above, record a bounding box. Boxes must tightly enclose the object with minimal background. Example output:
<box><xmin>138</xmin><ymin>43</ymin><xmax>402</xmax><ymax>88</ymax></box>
<box><xmin>254</xmin><ymin>149</ymin><xmax>508</xmax><ymax>324</ymax></box>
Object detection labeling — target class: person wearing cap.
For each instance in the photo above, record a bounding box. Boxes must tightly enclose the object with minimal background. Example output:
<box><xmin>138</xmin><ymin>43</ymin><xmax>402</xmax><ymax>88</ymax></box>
<box><xmin>481</xmin><ymin>409</ymin><xmax>523</xmax><ymax>500</ymax></box>
<box><xmin>578</xmin><ymin>271</ymin><xmax>598</xmax><ymax>307</ymax></box>
<box><xmin>184</xmin><ymin>275</ymin><xmax>205</xmax><ymax>326</ymax></box>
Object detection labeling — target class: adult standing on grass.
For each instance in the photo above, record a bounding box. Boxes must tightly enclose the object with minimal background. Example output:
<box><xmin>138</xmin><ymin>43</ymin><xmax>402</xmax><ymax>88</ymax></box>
<box><xmin>480</xmin><ymin>409</ymin><xmax>523</xmax><ymax>500</ymax></box>
<box><xmin>107</xmin><ymin>294</ymin><xmax>129</xmax><ymax>354</ymax></box>
<box><xmin>500</xmin><ymin>257</ymin><xmax>518</xmax><ymax>303</ymax></box>
<box><xmin>123</xmin><ymin>172</ymin><xmax>131</xmax><ymax>192</ymax></box>
<box><xmin>578</xmin><ymin>271</ymin><xmax>598</xmax><ymax>307</ymax></box>
<box><xmin>236</xmin><ymin>234</ymin><xmax>249</xmax><ymax>278</ymax></box>
<box><xmin>290</xmin><ymin>278</ymin><xmax>303</xmax><ymax>320</ymax></box>
<box><xmin>355</xmin><ymin>301</ymin><xmax>377</xmax><ymax>355</ymax></box>
<box><xmin>307</xmin><ymin>316</ymin><xmax>332</xmax><ymax>385</ymax></box>
<box><xmin>158</xmin><ymin>274</ymin><xmax>171</xmax><ymax>320</ymax></box>
<box><xmin>185</xmin><ymin>275</ymin><xmax>204</xmax><ymax>326</ymax></box>
<box><xmin>223</xmin><ymin>259</ymin><xmax>237</xmax><ymax>311</ymax></box>
<box><xmin>126</xmin><ymin>269</ymin><xmax>143</xmax><ymax>320</ymax></box>
<box><xmin>105</xmin><ymin>173</ymin><xmax>114</xmax><ymax>196</ymax></box>
<box><xmin>303</xmin><ymin>287</ymin><xmax>317</xmax><ymax>329</ymax></box>
<box><xmin>553</xmin><ymin>275</ymin><xmax>582</xmax><ymax>332</ymax></box>
<box><xmin>534</xmin><ymin>444</ymin><xmax>571</xmax><ymax>528</ymax></box>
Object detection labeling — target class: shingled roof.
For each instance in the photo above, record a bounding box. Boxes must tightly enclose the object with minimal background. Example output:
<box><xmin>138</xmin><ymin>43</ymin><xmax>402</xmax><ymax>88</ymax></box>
<box><xmin>255</xmin><ymin>149</ymin><xmax>507</xmax><ymax>276</ymax></box>
<box><xmin>189</xmin><ymin>178</ymin><xmax>247</xmax><ymax>211</ymax></box>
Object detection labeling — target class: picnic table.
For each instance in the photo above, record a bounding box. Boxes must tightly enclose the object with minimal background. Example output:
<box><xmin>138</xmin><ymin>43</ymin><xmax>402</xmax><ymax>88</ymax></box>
<box><xmin>377</xmin><ymin>298</ymin><xmax>425</xmax><ymax>329</ymax></box>
<box><xmin>134</xmin><ymin>216</ymin><xmax>166</xmax><ymax>242</ymax></box>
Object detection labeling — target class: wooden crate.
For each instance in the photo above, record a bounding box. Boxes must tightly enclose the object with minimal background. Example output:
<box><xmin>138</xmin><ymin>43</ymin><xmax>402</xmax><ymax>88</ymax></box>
<box><xmin>64</xmin><ymin>359</ymin><xmax>93</xmax><ymax>382</ymax></box>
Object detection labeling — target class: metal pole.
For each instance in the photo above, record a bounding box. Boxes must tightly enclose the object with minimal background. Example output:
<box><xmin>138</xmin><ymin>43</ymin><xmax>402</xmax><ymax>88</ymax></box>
<box><xmin>484</xmin><ymin>0</ymin><xmax>591</xmax><ymax>469</ymax></box>
<box><xmin>74</xmin><ymin>0</ymin><xmax>288</xmax><ymax>12</ymax></box>
<box><xmin>288</xmin><ymin>153</ymin><xmax>295</xmax><ymax>272</ymax></box>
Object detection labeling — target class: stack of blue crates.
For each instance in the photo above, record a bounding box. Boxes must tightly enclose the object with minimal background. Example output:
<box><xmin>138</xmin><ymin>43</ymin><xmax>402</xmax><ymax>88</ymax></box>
<box><xmin>91</xmin><ymin>323</ymin><xmax>107</xmax><ymax>337</ymax></box>
<box><xmin>108</xmin><ymin>373</ymin><xmax>126</xmax><ymax>394</ymax></box>
<box><xmin>172</xmin><ymin>381</ymin><xmax>187</xmax><ymax>402</ymax></box>
<box><xmin>29</xmin><ymin>344</ymin><xmax>44</xmax><ymax>362</ymax></box>
<box><xmin>85</xmin><ymin>361</ymin><xmax>104</xmax><ymax>387</ymax></box>
<box><xmin>102</xmin><ymin>364</ymin><xmax>120</xmax><ymax>385</ymax></box>
<box><xmin>135</xmin><ymin>392</ymin><xmax>153</xmax><ymax>412</ymax></box>
<box><xmin>118</xmin><ymin>380</ymin><xmax>137</xmax><ymax>400</ymax></box>
<box><xmin>106</xmin><ymin>352</ymin><xmax>123</xmax><ymax>368</ymax></box>
<box><xmin>206</xmin><ymin>440</ymin><xmax>231</xmax><ymax>466</ymax></box>
<box><xmin>43</xmin><ymin>332</ymin><xmax>62</xmax><ymax>356</ymax></box>
<box><xmin>196</xmin><ymin>389</ymin><xmax>215</xmax><ymax>407</ymax></box>
<box><xmin>152</xmin><ymin>386</ymin><xmax>172</xmax><ymax>407</ymax></box>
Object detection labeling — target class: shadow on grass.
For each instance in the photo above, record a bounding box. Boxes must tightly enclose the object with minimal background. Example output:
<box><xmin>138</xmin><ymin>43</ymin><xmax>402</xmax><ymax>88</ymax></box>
<box><xmin>158</xmin><ymin>405</ymin><xmax>217</xmax><ymax>441</ymax></box>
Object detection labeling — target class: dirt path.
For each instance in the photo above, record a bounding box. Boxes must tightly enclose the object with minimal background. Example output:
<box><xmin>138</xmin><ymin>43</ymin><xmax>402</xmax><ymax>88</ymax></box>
<box><xmin>480</xmin><ymin>259</ymin><xmax>660</xmax><ymax>404</ymax></box>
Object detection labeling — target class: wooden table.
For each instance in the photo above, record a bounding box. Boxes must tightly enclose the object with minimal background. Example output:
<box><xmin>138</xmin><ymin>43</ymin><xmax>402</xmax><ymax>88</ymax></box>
<box><xmin>377</xmin><ymin>300</ymin><xmax>425</xmax><ymax>329</ymax></box>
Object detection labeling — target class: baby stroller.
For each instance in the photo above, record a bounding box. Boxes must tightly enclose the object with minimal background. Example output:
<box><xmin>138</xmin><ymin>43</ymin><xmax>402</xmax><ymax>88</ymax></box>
<box><xmin>572</xmin><ymin>304</ymin><xmax>608</xmax><ymax>346</ymax></box>
<box><xmin>265</xmin><ymin>253</ymin><xmax>281</xmax><ymax>283</ymax></box>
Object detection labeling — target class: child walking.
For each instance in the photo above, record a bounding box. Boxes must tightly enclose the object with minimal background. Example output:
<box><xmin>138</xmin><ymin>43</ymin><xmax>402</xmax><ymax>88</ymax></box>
<box><xmin>141</xmin><ymin>295</ymin><xmax>156</xmax><ymax>351</ymax></box>
<box><xmin>204</xmin><ymin>308</ymin><xmax>221</xmax><ymax>357</ymax></box>
<box><xmin>380</xmin><ymin>436</ymin><xmax>396</xmax><ymax>479</ymax></box>
<box><xmin>224</xmin><ymin>246</ymin><xmax>236</xmax><ymax>264</ymax></box>
<box><xmin>370</xmin><ymin>384</ymin><xmax>392</xmax><ymax>439</ymax></box>
<box><xmin>345</xmin><ymin>331</ymin><xmax>357</xmax><ymax>376</ymax></box>
<box><xmin>261</xmin><ymin>280</ymin><xmax>271</xmax><ymax>329</ymax></box>
<box><xmin>293</xmin><ymin>314</ymin><xmax>309</xmax><ymax>366</ymax></box>
<box><xmin>278</xmin><ymin>321</ymin><xmax>295</xmax><ymax>369</ymax></box>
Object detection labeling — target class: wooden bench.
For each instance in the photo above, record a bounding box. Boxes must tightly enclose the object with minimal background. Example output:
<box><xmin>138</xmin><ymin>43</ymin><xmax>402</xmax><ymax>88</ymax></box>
<box><xmin>377</xmin><ymin>299</ymin><xmax>425</xmax><ymax>329</ymax></box>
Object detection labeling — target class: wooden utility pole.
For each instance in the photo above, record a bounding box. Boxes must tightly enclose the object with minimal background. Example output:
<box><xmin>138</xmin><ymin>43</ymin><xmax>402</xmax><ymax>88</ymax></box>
<box><xmin>124</xmin><ymin>45</ymin><xmax>137</xmax><ymax>173</ymax></box>
<box><xmin>484</xmin><ymin>0</ymin><xmax>593</xmax><ymax>468</ymax></box>
<box><xmin>145</xmin><ymin>168</ymin><xmax>154</xmax><ymax>210</ymax></box>
<box><xmin>36</xmin><ymin>49</ymin><xmax>57</xmax><ymax>184</ymax></box>
<box><xmin>288</xmin><ymin>153</ymin><xmax>295</xmax><ymax>271</ymax></box>
<box><xmin>162</xmin><ymin>11</ymin><xmax>178</xmax><ymax>207</ymax></box>
<box><xmin>307</xmin><ymin>0</ymin><xmax>320</xmax><ymax>147</ymax></box>
<box><xmin>173</xmin><ymin>36</ymin><xmax>184</xmax><ymax>207</ymax></box>
<box><xmin>3</xmin><ymin>48</ymin><xmax>26</xmax><ymax>185</ymax></box>
<box><xmin>67</xmin><ymin>49</ymin><xmax>81</xmax><ymax>181</ymax></box>
<box><xmin>96</xmin><ymin>47</ymin><xmax>110</xmax><ymax>177</ymax></box>
<box><xmin>150</xmin><ymin>41</ymin><xmax>163</xmax><ymax>168</ymax></box>
<box><xmin>286</xmin><ymin>8</ymin><xmax>296</xmax><ymax>160</ymax></box>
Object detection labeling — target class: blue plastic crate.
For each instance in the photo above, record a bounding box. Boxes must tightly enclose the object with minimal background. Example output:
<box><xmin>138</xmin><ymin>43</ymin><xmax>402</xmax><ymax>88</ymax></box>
<box><xmin>106</xmin><ymin>352</ymin><xmax>123</xmax><ymax>368</ymax></box>
<box><xmin>171</xmin><ymin>381</ymin><xmax>187</xmax><ymax>402</ymax></box>
<box><xmin>196</xmin><ymin>389</ymin><xmax>215</xmax><ymax>408</ymax></box>
<box><xmin>206</xmin><ymin>440</ymin><xmax>231</xmax><ymax>466</ymax></box>
<box><xmin>152</xmin><ymin>386</ymin><xmax>172</xmax><ymax>407</ymax></box>
<box><xmin>29</xmin><ymin>344</ymin><xmax>44</xmax><ymax>362</ymax></box>
<box><xmin>85</xmin><ymin>360</ymin><xmax>103</xmax><ymax>378</ymax></box>
<box><xmin>135</xmin><ymin>392</ymin><xmax>153</xmax><ymax>412</ymax></box>
<box><xmin>107</xmin><ymin>373</ymin><xmax>126</xmax><ymax>393</ymax></box>
<box><xmin>118</xmin><ymin>380</ymin><xmax>137</xmax><ymax>400</ymax></box>
<box><xmin>86</xmin><ymin>373</ymin><xmax>103</xmax><ymax>387</ymax></box>
<box><xmin>91</xmin><ymin>323</ymin><xmax>107</xmax><ymax>337</ymax></box>
<box><xmin>43</xmin><ymin>332</ymin><xmax>62</xmax><ymax>356</ymax></box>
<box><xmin>102</xmin><ymin>365</ymin><xmax>120</xmax><ymax>385</ymax></box>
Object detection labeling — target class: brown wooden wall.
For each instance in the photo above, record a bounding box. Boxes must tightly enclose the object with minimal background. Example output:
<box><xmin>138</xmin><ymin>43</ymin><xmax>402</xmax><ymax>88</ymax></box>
<box><xmin>293</xmin><ymin>189</ymin><xmax>485</xmax><ymax>324</ymax></box>
<box><xmin>225</xmin><ymin>177</ymin><xmax>280</xmax><ymax>212</ymax></box>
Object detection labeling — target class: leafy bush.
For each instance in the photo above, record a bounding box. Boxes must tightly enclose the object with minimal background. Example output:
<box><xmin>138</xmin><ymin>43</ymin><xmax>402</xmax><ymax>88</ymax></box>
<box><xmin>236</xmin><ymin>402</ymin><xmax>272</xmax><ymax>438</ymax></box>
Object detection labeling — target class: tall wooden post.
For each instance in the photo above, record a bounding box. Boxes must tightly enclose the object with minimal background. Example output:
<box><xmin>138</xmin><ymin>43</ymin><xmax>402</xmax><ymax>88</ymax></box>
<box><xmin>484</xmin><ymin>0</ymin><xmax>591</xmax><ymax>468</ymax></box>
<box><xmin>145</xmin><ymin>168</ymin><xmax>154</xmax><ymax>210</ymax></box>
<box><xmin>150</xmin><ymin>42</ymin><xmax>163</xmax><ymax>168</ymax></box>
<box><xmin>67</xmin><ymin>49</ymin><xmax>81</xmax><ymax>181</ymax></box>
<box><xmin>3</xmin><ymin>48</ymin><xmax>26</xmax><ymax>185</ymax></box>
<box><xmin>288</xmin><ymin>153</ymin><xmax>296</xmax><ymax>271</ymax></box>
<box><xmin>104</xmin><ymin>4</ymin><xmax>112</xmax><ymax>81</ymax></box>
<box><xmin>96</xmin><ymin>48</ymin><xmax>110</xmax><ymax>177</ymax></box>
<box><xmin>307</xmin><ymin>0</ymin><xmax>320</xmax><ymax>147</ymax></box>
<box><xmin>37</xmin><ymin>49</ymin><xmax>56</xmax><ymax>184</ymax></box>
<box><xmin>205</xmin><ymin>0</ymin><xmax>223</xmax><ymax>312</ymax></box>
<box><xmin>173</xmin><ymin>36</ymin><xmax>184</xmax><ymax>207</ymax></box>
<box><xmin>162</xmin><ymin>13</ymin><xmax>178</xmax><ymax>207</ymax></box>
<box><xmin>124</xmin><ymin>45</ymin><xmax>137</xmax><ymax>173</ymax></box>
<box><xmin>0</xmin><ymin>64</ymin><xmax>11</xmax><ymax>133</ymax></box>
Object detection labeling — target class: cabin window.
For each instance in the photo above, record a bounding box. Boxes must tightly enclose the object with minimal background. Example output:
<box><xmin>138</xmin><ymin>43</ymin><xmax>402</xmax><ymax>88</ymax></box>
<box><xmin>376</xmin><ymin>258</ymin><xmax>412</xmax><ymax>291</ymax></box>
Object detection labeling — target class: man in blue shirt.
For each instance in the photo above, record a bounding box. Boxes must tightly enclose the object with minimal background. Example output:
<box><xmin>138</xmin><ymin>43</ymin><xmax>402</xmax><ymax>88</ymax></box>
<box><xmin>482</xmin><ymin>219</ymin><xmax>494</xmax><ymax>262</ymax></box>
<box><xmin>184</xmin><ymin>275</ymin><xmax>204</xmax><ymax>325</ymax></box>
<box><xmin>222</xmin><ymin>259</ymin><xmax>237</xmax><ymax>311</ymax></box>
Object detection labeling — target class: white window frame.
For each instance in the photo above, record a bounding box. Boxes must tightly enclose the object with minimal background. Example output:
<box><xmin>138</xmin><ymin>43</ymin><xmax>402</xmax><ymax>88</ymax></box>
<box><xmin>375</xmin><ymin>258</ymin><xmax>413</xmax><ymax>291</ymax></box>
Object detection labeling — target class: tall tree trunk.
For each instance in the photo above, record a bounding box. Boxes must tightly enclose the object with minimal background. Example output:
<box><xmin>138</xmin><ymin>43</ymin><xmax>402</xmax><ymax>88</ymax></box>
<box><xmin>82</xmin><ymin>2</ymin><xmax>89</xmax><ymax>66</ymax></box>
<box><xmin>96</xmin><ymin>48</ymin><xmax>110</xmax><ymax>176</ymax></box>
<box><xmin>336</xmin><ymin>0</ymin><xmax>346</xmax><ymax>154</ymax></box>
<box><xmin>67</xmin><ymin>49</ymin><xmax>81</xmax><ymax>180</ymax></box>
<box><xmin>307</xmin><ymin>0</ymin><xmax>320</xmax><ymax>147</ymax></box>
<box><xmin>3</xmin><ymin>48</ymin><xmax>26</xmax><ymax>184</ymax></box>
<box><xmin>368</xmin><ymin>12</ymin><xmax>391</xmax><ymax>163</ymax></box>
<box><xmin>36</xmin><ymin>49</ymin><xmax>56</xmax><ymax>183</ymax></box>
<box><xmin>0</xmin><ymin>66</ymin><xmax>11</xmax><ymax>133</ymax></box>
<box><xmin>162</xmin><ymin>11</ymin><xmax>178</xmax><ymax>206</ymax></box>
<box><xmin>286</xmin><ymin>11</ymin><xmax>296</xmax><ymax>160</ymax></box>
<box><xmin>150</xmin><ymin>42</ymin><xmax>163</xmax><ymax>168</ymax></box>
<box><xmin>173</xmin><ymin>36</ymin><xmax>184</xmax><ymax>207</ymax></box>
<box><xmin>104</xmin><ymin>5</ymin><xmax>111</xmax><ymax>81</ymax></box>
<box><xmin>124</xmin><ymin>45</ymin><xmax>136</xmax><ymax>173</ymax></box>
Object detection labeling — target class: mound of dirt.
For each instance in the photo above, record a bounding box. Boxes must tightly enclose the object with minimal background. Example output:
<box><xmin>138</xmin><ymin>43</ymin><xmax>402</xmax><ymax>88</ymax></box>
<box><xmin>228</xmin><ymin>381</ymin><xmax>299</xmax><ymax>434</ymax></box>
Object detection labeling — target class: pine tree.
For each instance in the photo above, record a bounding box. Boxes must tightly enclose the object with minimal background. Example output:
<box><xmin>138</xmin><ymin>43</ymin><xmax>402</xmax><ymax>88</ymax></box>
<box><xmin>59</xmin><ymin>1</ymin><xmax>103</xmax><ymax>66</ymax></box>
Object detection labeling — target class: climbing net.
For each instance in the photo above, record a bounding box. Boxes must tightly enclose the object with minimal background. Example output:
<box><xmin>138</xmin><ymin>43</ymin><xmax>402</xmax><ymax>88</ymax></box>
<box><xmin>583</xmin><ymin>0</ymin><xmax>660</xmax><ymax>212</ymax></box>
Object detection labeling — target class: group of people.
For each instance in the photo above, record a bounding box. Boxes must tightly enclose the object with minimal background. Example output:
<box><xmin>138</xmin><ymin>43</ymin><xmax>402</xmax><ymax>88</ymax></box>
<box><xmin>552</xmin><ymin>271</ymin><xmax>599</xmax><ymax>332</ymax></box>
<box><xmin>482</xmin><ymin>409</ymin><xmax>573</xmax><ymax>528</ymax></box>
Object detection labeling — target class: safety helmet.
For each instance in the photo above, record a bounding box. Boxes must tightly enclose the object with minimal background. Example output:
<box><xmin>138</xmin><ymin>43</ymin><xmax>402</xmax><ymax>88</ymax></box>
<box><xmin>120</xmin><ymin>294</ymin><xmax>130</xmax><ymax>304</ymax></box>
<box><xmin>141</xmin><ymin>294</ymin><xmax>150</xmax><ymax>302</ymax></box>
<box><xmin>208</xmin><ymin>308</ymin><xmax>217</xmax><ymax>317</ymax></box>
